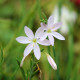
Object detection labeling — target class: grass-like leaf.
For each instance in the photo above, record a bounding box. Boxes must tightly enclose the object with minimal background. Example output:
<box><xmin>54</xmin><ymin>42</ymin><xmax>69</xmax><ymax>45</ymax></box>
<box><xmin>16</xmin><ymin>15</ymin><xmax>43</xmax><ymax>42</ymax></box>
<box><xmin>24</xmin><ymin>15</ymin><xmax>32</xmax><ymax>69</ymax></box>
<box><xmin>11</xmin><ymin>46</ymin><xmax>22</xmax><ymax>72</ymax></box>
<box><xmin>0</xmin><ymin>47</ymin><xmax>3</xmax><ymax>64</ymax></box>
<box><xmin>41</xmin><ymin>49</ymin><xmax>44</xmax><ymax>52</ymax></box>
<box><xmin>16</xmin><ymin>59</ymin><xmax>26</xmax><ymax>80</ymax></box>
<box><xmin>0</xmin><ymin>47</ymin><xmax>3</xmax><ymax>79</ymax></box>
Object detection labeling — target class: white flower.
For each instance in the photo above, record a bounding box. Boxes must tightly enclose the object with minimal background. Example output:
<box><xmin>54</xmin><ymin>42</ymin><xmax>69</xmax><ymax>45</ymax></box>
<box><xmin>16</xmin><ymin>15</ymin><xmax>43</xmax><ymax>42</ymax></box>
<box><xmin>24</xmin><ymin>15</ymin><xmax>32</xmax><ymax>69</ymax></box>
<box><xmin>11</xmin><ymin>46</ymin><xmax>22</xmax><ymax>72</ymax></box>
<box><xmin>16</xmin><ymin>26</ymin><xmax>51</xmax><ymax>67</ymax></box>
<box><xmin>47</xmin><ymin>54</ymin><xmax>57</xmax><ymax>70</ymax></box>
<box><xmin>40</xmin><ymin>16</ymin><xmax>65</xmax><ymax>46</ymax></box>
<box><xmin>52</xmin><ymin>6</ymin><xmax>77</xmax><ymax>35</ymax></box>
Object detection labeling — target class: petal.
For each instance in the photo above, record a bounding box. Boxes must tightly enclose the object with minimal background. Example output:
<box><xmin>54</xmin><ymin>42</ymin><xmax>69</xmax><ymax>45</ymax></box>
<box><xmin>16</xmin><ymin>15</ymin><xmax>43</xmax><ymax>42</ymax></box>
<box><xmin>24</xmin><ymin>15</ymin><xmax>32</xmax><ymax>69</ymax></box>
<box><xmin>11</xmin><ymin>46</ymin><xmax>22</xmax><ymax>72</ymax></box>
<box><xmin>48</xmin><ymin>16</ymin><xmax>54</xmax><ymax>28</ymax></box>
<box><xmin>40</xmin><ymin>22</ymin><xmax>47</xmax><ymax>28</ymax></box>
<box><xmin>47</xmin><ymin>54</ymin><xmax>57</xmax><ymax>70</ymax></box>
<box><xmin>51</xmin><ymin>22</ymin><xmax>62</xmax><ymax>31</ymax></box>
<box><xmin>51</xmin><ymin>32</ymin><xmax>65</xmax><ymax>40</ymax></box>
<box><xmin>24</xmin><ymin>26</ymin><xmax>34</xmax><ymax>39</ymax></box>
<box><xmin>38</xmin><ymin>39</ymin><xmax>51</xmax><ymax>46</ymax></box>
<box><xmin>40</xmin><ymin>32</ymin><xmax>48</xmax><ymax>41</ymax></box>
<box><xmin>33</xmin><ymin>43</ymin><xmax>41</xmax><ymax>60</ymax></box>
<box><xmin>35</xmin><ymin>27</ymin><xmax>45</xmax><ymax>38</ymax></box>
<box><xmin>20</xmin><ymin>57</ymin><xmax>25</xmax><ymax>67</ymax></box>
<box><xmin>16</xmin><ymin>36</ymin><xmax>31</xmax><ymax>44</ymax></box>
<box><xmin>60</xmin><ymin>21</ymin><xmax>68</xmax><ymax>35</ymax></box>
<box><xmin>52</xmin><ymin>6</ymin><xmax>59</xmax><ymax>24</ymax></box>
<box><xmin>24</xmin><ymin>43</ymin><xmax>33</xmax><ymax>57</ymax></box>
<box><xmin>48</xmin><ymin>35</ymin><xmax>54</xmax><ymax>46</ymax></box>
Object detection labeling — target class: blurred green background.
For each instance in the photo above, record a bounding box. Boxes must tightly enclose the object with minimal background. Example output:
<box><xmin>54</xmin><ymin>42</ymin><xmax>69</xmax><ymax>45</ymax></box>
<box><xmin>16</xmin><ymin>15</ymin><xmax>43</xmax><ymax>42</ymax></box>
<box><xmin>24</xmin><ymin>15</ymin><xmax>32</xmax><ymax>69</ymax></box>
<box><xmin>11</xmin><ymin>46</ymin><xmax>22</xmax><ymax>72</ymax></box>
<box><xmin>0</xmin><ymin>0</ymin><xmax>80</xmax><ymax>80</ymax></box>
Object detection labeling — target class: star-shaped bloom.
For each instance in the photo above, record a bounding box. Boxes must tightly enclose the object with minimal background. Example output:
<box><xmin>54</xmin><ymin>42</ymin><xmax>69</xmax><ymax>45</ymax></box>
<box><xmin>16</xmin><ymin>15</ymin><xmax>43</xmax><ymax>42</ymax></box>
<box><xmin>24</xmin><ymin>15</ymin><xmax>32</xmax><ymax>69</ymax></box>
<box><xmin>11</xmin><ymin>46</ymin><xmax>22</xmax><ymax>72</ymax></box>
<box><xmin>47</xmin><ymin>54</ymin><xmax>57</xmax><ymax>70</ymax></box>
<box><xmin>16</xmin><ymin>26</ymin><xmax>51</xmax><ymax>67</ymax></box>
<box><xmin>40</xmin><ymin>16</ymin><xmax>65</xmax><ymax>46</ymax></box>
<box><xmin>52</xmin><ymin>6</ymin><xmax>77</xmax><ymax>35</ymax></box>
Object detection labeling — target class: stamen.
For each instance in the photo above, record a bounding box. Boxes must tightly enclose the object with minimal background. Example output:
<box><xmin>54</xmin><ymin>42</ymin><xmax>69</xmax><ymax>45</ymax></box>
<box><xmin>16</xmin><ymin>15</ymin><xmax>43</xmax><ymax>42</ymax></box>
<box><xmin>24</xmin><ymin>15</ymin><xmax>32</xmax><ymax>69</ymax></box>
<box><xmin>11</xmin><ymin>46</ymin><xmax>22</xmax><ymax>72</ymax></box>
<box><xmin>47</xmin><ymin>29</ymin><xmax>51</xmax><ymax>33</ymax></box>
<box><xmin>32</xmin><ymin>38</ymin><xmax>37</xmax><ymax>43</ymax></box>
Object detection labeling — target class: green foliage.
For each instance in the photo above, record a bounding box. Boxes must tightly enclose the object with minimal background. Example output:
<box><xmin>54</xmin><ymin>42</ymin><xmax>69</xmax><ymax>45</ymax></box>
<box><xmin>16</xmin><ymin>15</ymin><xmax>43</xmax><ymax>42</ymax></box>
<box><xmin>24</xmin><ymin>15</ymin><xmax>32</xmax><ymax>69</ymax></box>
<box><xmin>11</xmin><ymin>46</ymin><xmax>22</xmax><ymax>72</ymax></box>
<box><xmin>0</xmin><ymin>47</ymin><xmax>3</xmax><ymax>79</ymax></box>
<box><xmin>0</xmin><ymin>0</ymin><xmax>80</xmax><ymax>80</ymax></box>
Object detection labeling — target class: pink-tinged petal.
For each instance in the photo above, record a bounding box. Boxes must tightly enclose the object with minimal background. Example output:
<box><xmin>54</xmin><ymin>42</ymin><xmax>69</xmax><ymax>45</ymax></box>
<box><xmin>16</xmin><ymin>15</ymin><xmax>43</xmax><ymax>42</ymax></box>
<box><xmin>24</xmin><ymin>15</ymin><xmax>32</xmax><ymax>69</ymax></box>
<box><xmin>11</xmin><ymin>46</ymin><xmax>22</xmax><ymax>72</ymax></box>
<box><xmin>24</xmin><ymin>26</ymin><xmax>34</xmax><ymax>39</ymax></box>
<box><xmin>35</xmin><ymin>27</ymin><xmax>45</xmax><ymax>38</ymax></box>
<box><xmin>33</xmin><ymin>43</ymin><xmax>41</xmax><ymax>60</ymax></box>
<box><xmin>40</xmin><ymin>22</ymin><xmax>47</xmax><ymax>28</ymax></box>
<box><xmin>38</xmin><ymin>39</ymin><xmax>51</xmax><ymax>46</ymax></box>
<box><xmin>51</xmin><ymin>32</ymin><xmax>65</xmax><ymax>40</ymax></box>
<box><xmin>24</xmin><ymin>43</ymin><xmax>33</xmax><ymax>57</ymax></box>
<box><xmin>48</xmin><ymin>16</ymin><xmax>54</xmax><ymax>28</ymax></box>
<box><xmin>47</xmin><ymin>54</ymin><xmax>57</xmax><ymax>70</ymax></box>
<box><xmin>48</xmin><ymin>35</ymin><xmax>54</xmax><ymax>46</ymax></box>
<box><xmin>20</xmin><ymin>57</ymin><xmax>25</xmax><ymax>67</ymax></box>
<box><xmin>51</xmin><ymin>22</ymin><xmax>62</xmax><ymax>31</ymax></box>
<box><xmin>16</xmin><ymin>36</ymin><xmax>31</xmax><ymax>44</ymax></box>
<box><xmin>40</xmin><ymin>32</ymin><xmax>48</xmax><ymax>41</ymax></box>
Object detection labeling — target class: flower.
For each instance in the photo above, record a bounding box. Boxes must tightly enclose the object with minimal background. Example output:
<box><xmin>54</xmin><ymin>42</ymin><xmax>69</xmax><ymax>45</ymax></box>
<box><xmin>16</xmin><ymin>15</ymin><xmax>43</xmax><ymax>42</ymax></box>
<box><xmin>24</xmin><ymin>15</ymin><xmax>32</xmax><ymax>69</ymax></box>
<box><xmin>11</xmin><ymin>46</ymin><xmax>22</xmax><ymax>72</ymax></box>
<box><xmin>52</xmin><ymin>6</ymin><xmax>77</xmax><ymax>35</ymax></box>
<box><xmin>40</xmin><ymin>16</ymin><xmax>65</xmax><ymax>46</ymax></box>
<box><xmin>47</xmin><ymin>54</ymin><xmax>57</xmax><ymax>70</ymax></box>
<box><xmin>16</xmin><ymin>26</ymin><xmax>51</xmax><ymax>67</ymax></box>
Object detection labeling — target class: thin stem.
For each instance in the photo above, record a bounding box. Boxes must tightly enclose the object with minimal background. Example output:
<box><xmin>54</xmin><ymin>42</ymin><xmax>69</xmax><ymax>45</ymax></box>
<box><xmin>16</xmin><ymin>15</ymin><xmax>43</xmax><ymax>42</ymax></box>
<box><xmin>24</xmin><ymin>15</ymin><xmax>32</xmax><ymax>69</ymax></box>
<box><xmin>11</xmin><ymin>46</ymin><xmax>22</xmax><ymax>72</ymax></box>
<box><xmin>55</xmin><ymin>0</ymin><xmax>63</xmax><ymax>79</ymax></box>
<box><xmin>29</xmin><ymin>49</ymin><xmax>44</xmax><ymax>80</ymax></box>
<box><xmin>53</xmin><ymin>46</ymin><xmax>60</xmax><ymax>80</ymax></box>
<box><xmin>48</xmin><ymin>46</ymin><xmax>50</xmax><ymax>55</ymax></box>
<box><xmin>29</xmin><ymin>54</ymin><xmax>35</xmax><ymax>80</ymax></box>
<box><xmin>53</xmin><ymin>46</ymin><xmax>56</xmax><ymax>59</ymax></box>
<box><xmin>66</xmin><ymin>24</ymin><xmax>74</xmax><ymax>80</ymax></box>
<box><xmin>47</xmin><ymin>46</ymin><xmax>51</xmax><ymax>80</ymax></box>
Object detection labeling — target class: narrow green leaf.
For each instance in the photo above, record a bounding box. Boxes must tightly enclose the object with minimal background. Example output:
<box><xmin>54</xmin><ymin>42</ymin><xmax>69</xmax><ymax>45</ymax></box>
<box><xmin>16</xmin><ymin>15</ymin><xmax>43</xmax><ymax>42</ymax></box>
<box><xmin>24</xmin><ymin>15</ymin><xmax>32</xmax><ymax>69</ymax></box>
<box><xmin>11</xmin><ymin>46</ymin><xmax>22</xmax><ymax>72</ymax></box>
<box><xmin>31</xmin><ymin>69</ymin><xmax>39</xmax><ymax>78</ymax></box>
<box><xmin>66</xmin><ymin>23</ymin><xmax>74</xmax><ymax>80</ymax></box>
<box><xmin>16</xmin><ymin>59</ymin><xmax>26</xmax><ymax>80</ymax></box>
<box><xmin>0</xmin><ymin>47</ymin><xmax>3</xmax><ymax>79</ymax></box>
<box><xmin>48</xmin><ymin>46</ymin><xmax>50</xmax><ymax>55</ymax></box>
<box><xmin>41</xmin><ymin>49</ymin><xmax>44</xmax><ymax>52</ymax></box>
<box><xmin>9</xmin><ymin>67</ymin><xmax>19</xmax><ymax>80</ymax></box>
<box><xmin>0</xmin><ymin>47</ymin><xmax>3</xmax><ymax>63</ymax></box>
<box><xmin>42</xmin><ymin>12</ymin><xmax>47</xmax><ymax>20</ymax></box>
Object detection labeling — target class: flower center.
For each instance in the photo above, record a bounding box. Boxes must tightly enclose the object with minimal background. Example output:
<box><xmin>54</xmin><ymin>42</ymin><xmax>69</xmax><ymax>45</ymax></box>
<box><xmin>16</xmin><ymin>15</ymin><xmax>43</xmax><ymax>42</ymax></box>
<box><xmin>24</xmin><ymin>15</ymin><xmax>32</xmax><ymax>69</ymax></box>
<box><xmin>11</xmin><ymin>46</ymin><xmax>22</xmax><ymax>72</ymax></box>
<box><xmin>32</xmin><ymin>38</ymin><xmax>37</xmax><ymax>43</ymax></box>
<box><xmin>47</xmin><ymin>29</ymin><xmax>51</xmax><ymax>33</ymax></box>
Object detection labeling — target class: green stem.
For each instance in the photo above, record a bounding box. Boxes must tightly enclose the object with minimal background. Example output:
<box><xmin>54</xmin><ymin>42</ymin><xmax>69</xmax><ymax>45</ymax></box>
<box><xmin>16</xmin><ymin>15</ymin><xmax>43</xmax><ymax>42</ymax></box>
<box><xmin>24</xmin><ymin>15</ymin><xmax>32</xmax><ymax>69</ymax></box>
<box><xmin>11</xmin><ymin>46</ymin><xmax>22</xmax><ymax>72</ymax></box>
<box><xmin>66</xmin><ymin>24</ymin><xmax>74</xmax><ymax>80</ymax></box>
<box><xmin>29</xmin><ymin>54</ymin><xmax>35</xmax><ymax>80</ymax></box>
<box><xmin>53</xmin><ymin>46</ymin><xmax>60</xmax><ymax>80</ymax></box>
<box><xmin>48</xmin><ymin>46</ymin><xmax>50</xmax><ymax>55</ymax></box>
<box><xmin>54</xmin><ymin>0</ymin><xmax>63</xmax><ymax>80</ymax></box>
<box><xmin>47</xmin><ymin>45</ymin><xmax>51</xmax><ymax>79</ymax></box>
<box><xmin>53</xmin><ymin>46</ymin><xmax>56</xmax><ymax>59</ymax></box>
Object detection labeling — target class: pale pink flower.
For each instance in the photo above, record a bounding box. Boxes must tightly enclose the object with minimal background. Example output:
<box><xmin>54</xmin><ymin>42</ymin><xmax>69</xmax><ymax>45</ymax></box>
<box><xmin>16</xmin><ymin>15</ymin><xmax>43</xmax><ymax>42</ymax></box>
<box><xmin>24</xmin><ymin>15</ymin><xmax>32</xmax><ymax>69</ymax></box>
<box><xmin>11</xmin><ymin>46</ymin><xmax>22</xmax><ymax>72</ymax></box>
<box><xmin>40</xmin><ymin>16</ymin><xmax>65</xmax><ymax>46</ymax></box>
<box><xmin>52</xmin><ymin>6</ymin><xmax>77</xmax><ymax>35</ymax></box>
<box><xmin>16</xmin><ymin>26</ymin><xmax>51</xmax><ymax>67</ymax></box>
<box><xmin>47</xmin><ymin>54</ymin><xmax>57</xmax><ymax>70</ymax></box>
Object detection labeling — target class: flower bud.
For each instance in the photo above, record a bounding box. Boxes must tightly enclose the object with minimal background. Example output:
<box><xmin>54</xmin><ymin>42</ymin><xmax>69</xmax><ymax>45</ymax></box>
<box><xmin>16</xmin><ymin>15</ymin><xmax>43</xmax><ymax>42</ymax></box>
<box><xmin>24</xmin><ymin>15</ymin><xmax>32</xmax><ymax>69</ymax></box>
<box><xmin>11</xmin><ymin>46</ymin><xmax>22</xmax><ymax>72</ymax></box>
<box><xmin>47</xmin><ymin>54</ymin><xmax>57</xmax><ymax>70</ymax></box>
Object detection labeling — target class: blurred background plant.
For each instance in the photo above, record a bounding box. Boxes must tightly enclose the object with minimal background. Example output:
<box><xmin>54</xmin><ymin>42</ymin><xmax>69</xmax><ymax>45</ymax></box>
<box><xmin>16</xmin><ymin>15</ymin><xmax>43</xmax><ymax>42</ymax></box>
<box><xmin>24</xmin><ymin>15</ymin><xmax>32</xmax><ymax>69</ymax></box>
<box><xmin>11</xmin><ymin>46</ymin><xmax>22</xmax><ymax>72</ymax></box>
<box><xmin>0</xmin><ymin>0</ymin><xmax>80</xmax><ymax>80</ymax></box>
